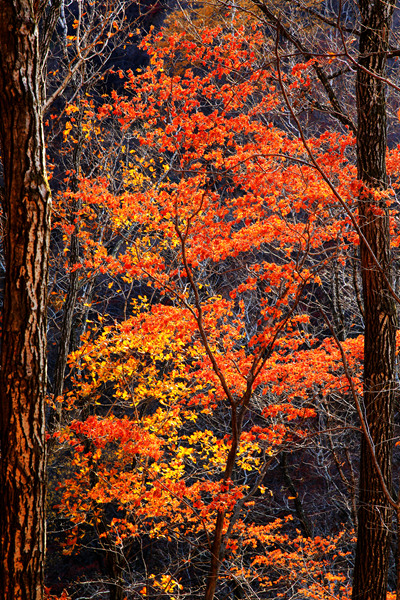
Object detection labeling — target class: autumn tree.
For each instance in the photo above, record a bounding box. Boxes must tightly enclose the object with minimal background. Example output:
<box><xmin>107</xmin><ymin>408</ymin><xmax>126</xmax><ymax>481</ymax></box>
<box><xmin>45</xmin><ymin>22</ymin><xmax>382</xmax><ymax>600</ymax></box>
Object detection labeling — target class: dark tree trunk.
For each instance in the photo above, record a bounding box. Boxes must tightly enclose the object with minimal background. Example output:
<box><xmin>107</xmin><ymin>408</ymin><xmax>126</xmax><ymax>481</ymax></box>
<box><xmin>0</xmin><ymin>2</ymin><xmax>51</xmax><ymax>599</ymax></box>
<box><xmin>50</xmin><ymin>102</ymin><xmax>84</xmax><ymax>429</ymax></box>
<box><xmin>352</xmin><ymin>1</ymin><xmax>397</xmax><ymax>598</ymax></box>
<box><xmin>280</xmin><ymin>452</ymin><xmax>313</xmax><ymax>538</ymax></box>
<box><xmin>50</xmin><ymin>223</ymin><xmax>80</xmax><ymax>429</ymax></box>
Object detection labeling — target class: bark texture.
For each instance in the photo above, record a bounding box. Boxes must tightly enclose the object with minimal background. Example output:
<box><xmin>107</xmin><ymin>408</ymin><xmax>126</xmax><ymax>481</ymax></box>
<box><xmin>0</xmin><ymin>1</ymin><xmax>51</xmax><ymax>599</ymax></box>
<box><xmin>352</xmin><ymin>1</ymin><xmax>397</xmax><ymax>598</ymax></box>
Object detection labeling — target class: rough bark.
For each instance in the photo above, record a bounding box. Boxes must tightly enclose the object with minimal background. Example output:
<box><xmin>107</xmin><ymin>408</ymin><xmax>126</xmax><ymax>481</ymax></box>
<box><xmin>0</xmin><ymin>1</ymin><xmax>51</xmax><ymax>599</ymax></box>
<box><xmin>352</xmin><ymin>1</ymin><xmax>397</xmax><ymax>598</ymax></box>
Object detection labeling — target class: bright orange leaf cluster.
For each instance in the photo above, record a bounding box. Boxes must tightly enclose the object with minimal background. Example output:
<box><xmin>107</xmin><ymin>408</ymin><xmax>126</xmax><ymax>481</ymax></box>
<box><xmin>48</xmin><ymin>17</ymin><xmax>400</xmax><ymax>600</ymax></box>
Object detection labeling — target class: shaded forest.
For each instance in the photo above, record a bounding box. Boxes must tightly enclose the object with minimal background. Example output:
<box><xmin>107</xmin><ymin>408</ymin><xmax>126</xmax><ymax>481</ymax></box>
<box><xmin>2</xmin><ymin>1</ymin><xmax>400</xmax><ymax>599</ymax></box>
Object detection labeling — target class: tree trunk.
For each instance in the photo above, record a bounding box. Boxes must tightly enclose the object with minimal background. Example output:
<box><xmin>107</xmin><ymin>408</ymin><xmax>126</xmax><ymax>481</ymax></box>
<box><xmin>0</xmin><ymin>2</ymin><xmax>51</xmax><ymax>599</ymax></box>
<box><xmin>50</xmin><ymin>217</ymin><xmax>80</xmax><ymax>430</ymax></box>
<box><xmin>352</xmin><ymin>1</ymin><xmax>397</xmax><ymax>598</ymax></box>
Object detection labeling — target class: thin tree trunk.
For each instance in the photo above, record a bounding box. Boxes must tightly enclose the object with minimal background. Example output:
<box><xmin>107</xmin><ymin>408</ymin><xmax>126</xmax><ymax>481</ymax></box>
<box><xmin>0</xmin><ymin>2</ymin><xmax>51</xmax><ymax>599</ymax></box>
<box><xmin>352</xmin><ymin>1</ymin><xmax>397</xmax><ymax>598</ymax></box>
<box><xmin>280</xmin><ymin>452</ymin><xmax>313</xmax><ymax>538</ymax></box>
<box><xmin>204</xmin><ymin>509</ymin><xmax>228</xmax><ymax>600</ymax></box>
<box><xmin>50</xmin><ymin>208</ymin><xmax>80</xmax><ymax>429</ymax></box>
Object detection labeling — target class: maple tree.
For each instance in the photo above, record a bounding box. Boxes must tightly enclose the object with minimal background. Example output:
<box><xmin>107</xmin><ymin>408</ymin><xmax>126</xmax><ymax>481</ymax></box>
<box><xmin>45</xmin><ymin>20</ymin><xmax>400</xmax><ymax>600</ymax></box>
